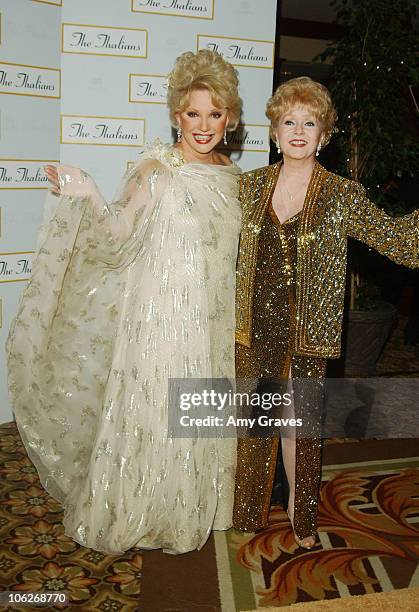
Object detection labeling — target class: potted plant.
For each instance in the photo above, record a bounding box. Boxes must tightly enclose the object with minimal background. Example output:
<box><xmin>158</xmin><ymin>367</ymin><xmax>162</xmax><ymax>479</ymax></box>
<box><xmin>317</xmin><ymin>0</ymin><xmax>418</xmax><ymax>376</ymax></box>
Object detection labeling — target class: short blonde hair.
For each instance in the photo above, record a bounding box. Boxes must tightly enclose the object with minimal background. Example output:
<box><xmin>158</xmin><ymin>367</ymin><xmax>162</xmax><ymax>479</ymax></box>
<box><xmin>167</xmin><ymin>49</ymin><xmax>242</xmax><ymax>131</ymax></box>
<box><xmin>266</xmin><ymin>76</ymin><xmax>337</xmax><ymax>145</ymax></box>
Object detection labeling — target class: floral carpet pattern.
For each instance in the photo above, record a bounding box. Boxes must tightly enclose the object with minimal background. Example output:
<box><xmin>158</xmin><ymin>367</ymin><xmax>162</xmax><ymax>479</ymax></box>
<box><xmin>1</xmin><ymin>316</ymin><xmax>418</xmax><ymax>611</ymax></box>
<box><xmin>216</xmin><ymin>455</ymin><xmax>419</xmax><ymax>610</ymax></box>
<box><xmin>1</xmin><ymin>428</ymin><xmax>419</xmax><ymax>611</ymax></box>
<box><xmin>0</xmin><ymin>421</ymin><xmax>142</xmax><ymax>611</ymax></box>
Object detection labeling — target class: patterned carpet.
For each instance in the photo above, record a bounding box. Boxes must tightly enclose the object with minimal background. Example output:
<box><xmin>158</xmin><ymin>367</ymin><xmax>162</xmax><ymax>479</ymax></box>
<box><xmin>1</xmin><ymin>317</ymin><xmax>418</xmax><ymax>611</ymax></box>
<box><xmin>1</xmin><ymin>422</ymin><xmax>418</xmax><ymax>611</ymax></box>
<box><xmin>215</xmin><ymin>448</ymin><xmax>419</xmax><ymax>610</ymax></box>
<box><xmin>0</xmin><ymin>421</ymin><xmax>141</xmax><ymax>611</ymax></box>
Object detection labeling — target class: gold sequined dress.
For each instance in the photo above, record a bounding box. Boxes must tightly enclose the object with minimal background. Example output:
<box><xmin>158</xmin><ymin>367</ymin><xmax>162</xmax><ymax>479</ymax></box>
<box><xmin>233</xmin><ymin>161</ymin><xmax>419</xmax><ymax>539</ymax></box>
<box><xmin>234</xmin><ymin>201</ymin><xmax>326</xmax><ymax>539</ymax></box>
<box><xmin>7</xmin><ymin>140</ymin><xmax>242</xmax><ymax>555</ymax></box>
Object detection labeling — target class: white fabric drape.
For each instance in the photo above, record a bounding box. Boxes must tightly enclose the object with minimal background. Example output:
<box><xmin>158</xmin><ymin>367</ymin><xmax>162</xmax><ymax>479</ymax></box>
<box><xmin>7</xmin><ymin>141</ymin><xmax>241</xmax><ymax>554</ymax></box>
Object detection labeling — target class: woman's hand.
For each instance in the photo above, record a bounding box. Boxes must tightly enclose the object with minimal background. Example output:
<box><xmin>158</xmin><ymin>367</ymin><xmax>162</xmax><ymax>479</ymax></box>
<box><xmin>43</xmin><ymin>165</ymin><xmax>96</xmax><ymax>198</ymax></box>
<box><xmin>44</xmin><ymin>165</ymin><xmax>61</xmax><ymax>195</ymax></box>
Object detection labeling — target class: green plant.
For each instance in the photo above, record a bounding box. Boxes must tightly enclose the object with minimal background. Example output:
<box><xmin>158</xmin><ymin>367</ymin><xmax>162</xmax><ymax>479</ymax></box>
<box><xmin>317</xmin><ymin>0</ymin><xmax>418</xmax><ymax>308</ymax></box>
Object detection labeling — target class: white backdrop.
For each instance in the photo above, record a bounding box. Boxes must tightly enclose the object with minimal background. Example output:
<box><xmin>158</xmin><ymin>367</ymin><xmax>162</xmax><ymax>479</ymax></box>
<box><xmin>0</xmin><ymin>0</ymin><xmax>277</xmax><ymax>423</ymax></box>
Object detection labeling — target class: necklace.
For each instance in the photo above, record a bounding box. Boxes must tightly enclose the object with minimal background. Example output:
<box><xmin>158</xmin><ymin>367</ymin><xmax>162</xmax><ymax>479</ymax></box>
<box><xmin>279</xmin><ymin>168</ymin><xmax>312</xmax><ymax>201</ymax></box>
<box><xmin>280</xmin><ymin>182</ymin><xmax>302</xmax><ymax>202</ymax></box>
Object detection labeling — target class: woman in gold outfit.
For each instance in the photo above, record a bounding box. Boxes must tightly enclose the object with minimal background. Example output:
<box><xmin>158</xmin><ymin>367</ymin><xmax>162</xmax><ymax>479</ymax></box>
<box><xmin>233</xmin><ymin>77</ymin><xmax>419</xmax><ymax>549</ymax></box>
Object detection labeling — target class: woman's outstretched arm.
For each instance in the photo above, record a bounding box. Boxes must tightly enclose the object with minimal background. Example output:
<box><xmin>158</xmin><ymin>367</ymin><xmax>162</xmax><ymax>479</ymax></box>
<box><xmin>347</xmin><ymin>183</ymin><xmax>419</xmax><ymax>268</ymax></box>
<box><xmin>42</xmin><ymin>159</ymin><xmax>168</xmax><ymax>256</ymax></box>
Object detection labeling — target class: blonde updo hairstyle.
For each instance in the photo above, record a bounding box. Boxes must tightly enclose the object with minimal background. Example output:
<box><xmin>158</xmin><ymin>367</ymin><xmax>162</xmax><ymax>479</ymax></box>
<box><xmin>167</xmin><ymin>49</ymin><xmax>242</xmax><ymax>131</ymax></box>
<box><xmin>266</xmin><ymin>76</ymin><xmax>337</xmax><ymax>146</ymax></box>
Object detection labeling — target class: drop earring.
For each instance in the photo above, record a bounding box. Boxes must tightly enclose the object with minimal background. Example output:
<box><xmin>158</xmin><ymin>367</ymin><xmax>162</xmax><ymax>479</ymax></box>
<box><xmin>275</xmin><ymin>137</ymin><xmax>281</xmax><ymax>154</ymax></box>
<box><xmin>316</xmin><ymin>142</ymin><xmax>321</xmax><ymax>157</ymax></box>
<box><xmin>177</xmin><ymin>127</ymin><xmax>182</xmax><ymax>142</ymax></box>
<box><xmin>223</xmin><ymin>127</ymin><xmax>228</xmax><ymax>145</ymax></box>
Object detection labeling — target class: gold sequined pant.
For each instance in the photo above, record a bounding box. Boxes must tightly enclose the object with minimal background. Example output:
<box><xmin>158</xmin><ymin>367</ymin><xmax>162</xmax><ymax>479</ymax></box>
<box><xmin>233</xmin><ymin>355</ymin><xmax>326</xmax><ymax>539</ymax></box>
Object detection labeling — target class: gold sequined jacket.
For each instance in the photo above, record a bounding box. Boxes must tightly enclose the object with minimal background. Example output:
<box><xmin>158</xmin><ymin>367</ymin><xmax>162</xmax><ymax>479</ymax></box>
<box><xmin>236</xmin><ymin>161</ymin><xmax>419</xmax><ymax>358</ymax></box>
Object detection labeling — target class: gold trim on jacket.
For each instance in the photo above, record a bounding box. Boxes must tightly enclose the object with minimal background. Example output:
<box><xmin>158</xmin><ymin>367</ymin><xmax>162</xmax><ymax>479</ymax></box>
<box><xmin>236</xmin><ymin>162</ymin><xmax>419</xmax><ymax>358</ymax></box>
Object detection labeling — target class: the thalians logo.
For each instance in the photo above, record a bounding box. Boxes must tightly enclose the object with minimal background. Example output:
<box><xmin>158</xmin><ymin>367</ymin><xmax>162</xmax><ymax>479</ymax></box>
<box><xmin>0</xmin><ymin>62</ymin><xmax>60</xmax><ymax>98</ymax></box>
<box><xmin>132</xmin><ymin>0</ymin><xmax>214</xmax><ymax>20</ymax></box>
<box><xmin>62</xmin><ymin>24</ymin><xmax>147</xmax><ymax>58</ymax></box>
<box><xmin>61</xmin><ymin>116</ymin><xmax>145</xmax><ymax>147</ymax></box>
<box><xmin>197</xmin><ymin>35</ymin><xmax>274</xmax><ymax>69</ymax></box>
<box><xmin>225</xmin><ymin>125</ymin><xmax>270</xmax><ymax>153</ymax></box>
<box><xmin>0</xmin><ymin>161</ymin><xmax>57</xmax><ymax>189</ymax></box>
<box><xmin>129</xmin><ymin>74</ymin><xmax>168</xmax><ymax>104</ymax></box>
<box><xmin>0</xmin><ymin>253</ymin><xmax>34</xmax><ymax>284</ymax></box>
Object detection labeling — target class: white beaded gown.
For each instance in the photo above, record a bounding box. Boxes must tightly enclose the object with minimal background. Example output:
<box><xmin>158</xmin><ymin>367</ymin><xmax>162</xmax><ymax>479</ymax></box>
<box><xmin>7</xmin><ymin>141</ymin><xmax>241</xmax><ymax>554</ymax></box>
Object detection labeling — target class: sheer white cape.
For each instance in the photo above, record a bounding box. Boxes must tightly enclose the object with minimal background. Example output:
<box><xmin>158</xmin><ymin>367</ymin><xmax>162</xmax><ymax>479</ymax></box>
<box><xmin>7</xmin><ymin>141</ymin><xmax>241</xmax><ymax>554</ymax></box>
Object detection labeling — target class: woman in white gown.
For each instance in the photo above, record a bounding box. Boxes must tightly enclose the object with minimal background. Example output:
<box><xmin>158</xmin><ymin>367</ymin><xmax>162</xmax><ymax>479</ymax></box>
<box><xmin>7</xmin><ymin>50</ymin><xmax>242</xmax><ymax>555</ymax></box>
